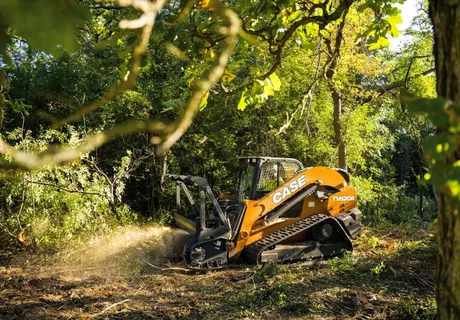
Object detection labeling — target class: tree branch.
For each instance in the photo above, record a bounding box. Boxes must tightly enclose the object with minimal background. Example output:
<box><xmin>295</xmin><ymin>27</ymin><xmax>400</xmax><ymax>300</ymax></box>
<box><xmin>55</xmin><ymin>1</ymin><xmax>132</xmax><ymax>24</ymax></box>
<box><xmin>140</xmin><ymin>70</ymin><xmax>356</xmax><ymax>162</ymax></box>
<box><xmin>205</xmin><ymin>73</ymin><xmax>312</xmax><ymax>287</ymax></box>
<box><xmin>89</xmin><ymin>5</ymin><xmax>125</xmax><ymax>10</ymax></box>
<box><xmin>24</xmin><ymin>179</ymin><xmax>106</xmax><ymax>197</ymax></box>
<box><xmin>227</xmin><ymin>0</ymin><xmax>354</xmax><ymax>95</ymax></box>
<box><xmin>83</xmin><ymin>158</ymin><xmax>114</xmax><ymax>198</ymax></box>
<box><xmin>278</xmin><ymin>41</ymin><xmax>324</xmax><ymax>135</ymax></box>
<box><xmin>405</xmin><ymin>55</ymin><xmax>432</xmax><ymax>87</ymax></box>
<box><xmin>0</xmin><ymin>120</ymin><xmax>171</xmax><ymax>170</ymax></box>
<box><xmin>361</xmin><ymin>67</ymin><xmax>435</xmax><ymax>104</ymax></box>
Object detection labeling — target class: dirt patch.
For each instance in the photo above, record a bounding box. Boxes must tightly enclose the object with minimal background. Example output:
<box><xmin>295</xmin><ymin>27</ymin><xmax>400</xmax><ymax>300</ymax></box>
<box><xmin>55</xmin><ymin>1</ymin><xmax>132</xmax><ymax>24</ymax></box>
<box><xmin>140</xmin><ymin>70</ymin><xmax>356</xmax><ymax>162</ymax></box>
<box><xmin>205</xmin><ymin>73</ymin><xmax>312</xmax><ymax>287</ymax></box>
<box><xmin>0</xmin><ymin>225</ymin><xmax>436</xmax><ymax>319</ymax></box>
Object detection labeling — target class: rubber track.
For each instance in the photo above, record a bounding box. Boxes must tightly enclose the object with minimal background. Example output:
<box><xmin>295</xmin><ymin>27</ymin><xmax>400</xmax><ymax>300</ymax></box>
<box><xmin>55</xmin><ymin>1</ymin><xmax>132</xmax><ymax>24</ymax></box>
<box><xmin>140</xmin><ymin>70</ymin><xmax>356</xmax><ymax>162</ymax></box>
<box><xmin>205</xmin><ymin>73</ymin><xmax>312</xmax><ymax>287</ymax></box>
<box><xmin>243</xmin><ymin>214</ymin><xmax>330</xmax><ymax>265</ymax></box>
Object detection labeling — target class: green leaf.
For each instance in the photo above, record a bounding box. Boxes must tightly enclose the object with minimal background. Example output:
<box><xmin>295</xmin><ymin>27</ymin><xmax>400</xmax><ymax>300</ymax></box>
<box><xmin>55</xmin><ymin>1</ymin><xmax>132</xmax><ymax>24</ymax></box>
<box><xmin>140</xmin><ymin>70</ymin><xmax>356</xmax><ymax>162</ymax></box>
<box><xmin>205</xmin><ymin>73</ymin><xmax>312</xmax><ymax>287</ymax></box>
<box><xmin>305</xmin><ymin>23</ymin><xmax>319</xmax><ymax>37</ymax></box>
<box><xmin>163</xmin><ymin>97</ymin><xmax>186</xmax><ymax>112</ymax></box>
<box><xmin>423</xmin><ymin>134</ymin><xmax>451</xmax><ymax>161</ymax></box>
<box><xmin>319</xmin><ymin>29</ymin><xmax>331</xmax><ymax>40</ymax></box>
<box><xmin>356</xmin><ymin>3</ymin><xmax>368</xmax><ymax>13</ymax></box>
<box><xmin>295</xmin><ymin>29</ymin><xmax>315</xmax><ymax>51</ymax></box>
<box><xmin>430</xmin><ymin>166</ymin><xmax>460</xmax><ymax>203</ymax></box>
<box><xmin>447</xmin><ymin>179</ymin><xmax>460</xmax><ymax>197</ymax></box>
<box><xmin>253</xmin><ymin>81</ymin><xmax>265</xmax><ymax>95</ymax></box>
<box><xmin>238</xmin><ymin>90</ymin><xmax>248</xmax><ymax>111</ymax></box>
<box><xmin>368</xmin><ymin>37</ymin><xmax>390</xmax><ymax>50</ymax></box>
<box><xmin>301</xmin><ymin>41</ymin><xmax>315</xmax><ymax>51</ymax></box>
<box><xmin>96</xmin><ymin>31</ymin><xmax>128</xmax><ymax>50</ymax></box>
<box><xmin>264</xmin><ymin>81</ymin><xmax>274</xmax><ymax>96</ymax></box>
<box><xmin>0</xmin><ymin>16</ymin><xmax>10</xmax><ymax>60</ymax></box>
<box><xmin>385</xmin><ymin>15</ymin><xmax>402</xmax><ymax>37</ymax></box>
<box><xmin>268</xmin><ymin>73</ymin><xmax>281</xmax><ymax>91</ymax></box>
<box><xmin>199</xmin><ymin>91</ymin><xmax>210</xmax><ymax>111</ymax></box>
<box><xmin>401</xmin><ymin>89</ymin><xmax>450</xmax><ymax>125</ymax></box>
<box><xmin>0</xmin><ymin>0</ymin><xmax>91</xmax><ymax>55</ymax></box>
<box><xmin>222</xmin><ymin>69</ymin><xmax>236</xmax><ymax>83</ymax></box>
<box><xmin>385</xmin><ymin>15</ymin><xmax>403</xmax><ymax>26</ymax></box>
<box><xmin>288</xmin><ymin>11</ymin><xmax>302</xmax><ymax>23</ymax></box>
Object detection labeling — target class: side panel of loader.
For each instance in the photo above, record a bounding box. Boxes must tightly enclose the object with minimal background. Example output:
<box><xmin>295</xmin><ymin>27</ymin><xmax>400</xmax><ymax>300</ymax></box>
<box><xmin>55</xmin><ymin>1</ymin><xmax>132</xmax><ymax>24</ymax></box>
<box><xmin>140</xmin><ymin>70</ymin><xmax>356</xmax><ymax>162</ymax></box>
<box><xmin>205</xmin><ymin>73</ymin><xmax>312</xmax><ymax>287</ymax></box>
<box><xmin>229</xmin><ymin>166</ymin><xmax>360</xmax><ymax>261</ymax></box>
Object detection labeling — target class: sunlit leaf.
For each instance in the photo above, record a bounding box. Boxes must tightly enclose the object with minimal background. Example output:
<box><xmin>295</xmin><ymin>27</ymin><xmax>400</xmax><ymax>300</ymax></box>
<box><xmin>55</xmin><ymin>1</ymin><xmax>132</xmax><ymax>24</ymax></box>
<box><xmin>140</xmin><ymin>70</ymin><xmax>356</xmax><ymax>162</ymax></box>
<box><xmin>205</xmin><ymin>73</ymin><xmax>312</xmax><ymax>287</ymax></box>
<box><xmin>447</xmin><ymin>179</ymin><xmax>460</xmax><ymax>197</ymax></box>
<box><xmin>423</xmin><ymin>134</ymin><xmax>451</xmax><ymax>161</ymax></box>
<box><xmin>269</xmin><ymin>73</ymin><xmax>281</xmax><ymax>91</ymax></box>
<box><xmin>238</xmin><ymin>90</ymin><xmax>248</xmax><ymax>111</ymax></box>
<box><xmin>305</xmin><ymin>23</ymin><xmax>319</xmax><ymax>37</ymax></box>
<box><xmin>198</xmin><ymin>0</ymin><xmax>211</xmax><ymax>10</ymax></box>
<box><xmin>320</xmin><ymin>29</ymin><xmax>331</xmax><ymax>40</ymax></box>
<box><xmin>368</xmin><ymin>37</ymin><xmax>390</xmax><ymax>50</ymax></box>
<box><xmin>222</xmin><ymin>69</ymin><xmax>236</xmax><ymax>83</ymax></box>
<box><xmin>264</xmin><ymin>81</ymin><xmax>274</xmax><ymax>96</ymax></box>
<box><xmin>199</xmin><ymin>91</ymin><xmax>210</xmax><ymax>111</ymax></box>
<box><xmin>385</xmin><ymin>15</ymin><xmax>402</xmax><ymax>37</ymax></box>
<box><xmin>288</xmin><ymin>11</ymin><xmax>302</xmax><ymax>23</ymax></box>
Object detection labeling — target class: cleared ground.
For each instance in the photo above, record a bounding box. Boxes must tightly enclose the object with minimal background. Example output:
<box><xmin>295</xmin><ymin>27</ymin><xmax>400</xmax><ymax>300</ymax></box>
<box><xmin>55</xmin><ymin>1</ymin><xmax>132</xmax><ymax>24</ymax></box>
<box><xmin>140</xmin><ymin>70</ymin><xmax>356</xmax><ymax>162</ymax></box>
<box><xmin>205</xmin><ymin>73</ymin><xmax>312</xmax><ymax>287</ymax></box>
<box><xmin>0</xmin><ymin>224</ymin><xmax>436</xmax><ymax>319</ymax></box>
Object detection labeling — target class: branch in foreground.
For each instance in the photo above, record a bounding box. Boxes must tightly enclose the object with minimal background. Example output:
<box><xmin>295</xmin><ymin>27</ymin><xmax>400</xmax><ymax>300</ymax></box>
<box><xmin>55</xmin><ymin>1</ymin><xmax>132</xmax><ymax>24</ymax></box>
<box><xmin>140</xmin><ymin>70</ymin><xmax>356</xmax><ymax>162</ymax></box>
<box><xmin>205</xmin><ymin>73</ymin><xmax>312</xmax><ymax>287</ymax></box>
<box><xmin>52</xmin><ymin>0</ymin><xmax>167</xmax><ymax>128</ymax></box>
<box><xmin>155</xmin><ymin>0</ymin><xmax>242</xmax><ymax>154</ymax></box>
<box><xmin>0</xmin><ymin>1</ymin><xmax>242</xmax><ymax>170</ymax></box>
<box><xmin>0</xmin><ymin>120</ymin><xmax>171</xmax><ymax>170</ymax></box>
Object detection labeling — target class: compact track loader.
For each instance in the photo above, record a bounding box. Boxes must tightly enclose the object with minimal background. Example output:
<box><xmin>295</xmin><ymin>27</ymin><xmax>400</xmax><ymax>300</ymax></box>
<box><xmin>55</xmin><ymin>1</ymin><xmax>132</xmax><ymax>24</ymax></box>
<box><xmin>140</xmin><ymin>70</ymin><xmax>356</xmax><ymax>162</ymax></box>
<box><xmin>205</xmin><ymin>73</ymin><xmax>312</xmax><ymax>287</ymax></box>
<box><xmin>169</xmin><ymin>157</ymin><xmax>362</xmax><ymax>269</ymax></box>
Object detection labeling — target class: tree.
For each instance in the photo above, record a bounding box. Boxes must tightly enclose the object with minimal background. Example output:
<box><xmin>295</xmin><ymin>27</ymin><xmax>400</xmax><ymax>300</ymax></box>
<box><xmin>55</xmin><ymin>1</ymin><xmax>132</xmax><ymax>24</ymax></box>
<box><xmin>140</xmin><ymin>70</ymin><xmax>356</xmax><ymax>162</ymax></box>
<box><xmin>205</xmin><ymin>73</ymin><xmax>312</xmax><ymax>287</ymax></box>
<box><xmin>428</xmin><ymin>1</ymin><xmax>460</xmax><ymax>318</ymax></box>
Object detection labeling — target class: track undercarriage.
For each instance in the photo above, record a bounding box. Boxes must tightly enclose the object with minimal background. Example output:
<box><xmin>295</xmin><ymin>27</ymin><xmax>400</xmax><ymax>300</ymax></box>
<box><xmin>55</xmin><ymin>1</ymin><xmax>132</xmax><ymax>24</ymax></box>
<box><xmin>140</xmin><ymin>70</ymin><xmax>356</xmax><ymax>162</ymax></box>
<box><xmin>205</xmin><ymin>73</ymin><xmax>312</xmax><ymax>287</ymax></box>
<box><xmin>242</xmin><ymin>214</ymin><xmax>354</xmax><ymax>265</ymax></box>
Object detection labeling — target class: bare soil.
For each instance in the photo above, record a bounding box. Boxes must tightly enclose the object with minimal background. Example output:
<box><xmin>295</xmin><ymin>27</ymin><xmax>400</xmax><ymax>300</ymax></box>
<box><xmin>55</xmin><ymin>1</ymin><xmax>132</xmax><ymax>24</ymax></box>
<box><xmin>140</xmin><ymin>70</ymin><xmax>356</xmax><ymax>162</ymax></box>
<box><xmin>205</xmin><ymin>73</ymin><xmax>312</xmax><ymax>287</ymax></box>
<box><xmin>0</xmin><ymin>225</ymin><xmax>436</xmax><ymax>319</ymax></box>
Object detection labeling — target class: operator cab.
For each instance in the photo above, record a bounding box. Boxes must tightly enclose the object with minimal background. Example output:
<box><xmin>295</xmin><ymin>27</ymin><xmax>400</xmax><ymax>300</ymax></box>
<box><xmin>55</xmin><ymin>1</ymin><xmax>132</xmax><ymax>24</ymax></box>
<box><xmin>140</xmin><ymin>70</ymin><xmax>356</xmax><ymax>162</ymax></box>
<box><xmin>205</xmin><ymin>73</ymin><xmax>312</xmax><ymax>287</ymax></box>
<box><xmin>235</xmin><ymin>157</ymin><xmax>304</xmax><ymax>201</ymax></box>
<box><xmin>221</xmin><ymin>157</ymin><xmax>305</xmax><ymax>236</ymax></box>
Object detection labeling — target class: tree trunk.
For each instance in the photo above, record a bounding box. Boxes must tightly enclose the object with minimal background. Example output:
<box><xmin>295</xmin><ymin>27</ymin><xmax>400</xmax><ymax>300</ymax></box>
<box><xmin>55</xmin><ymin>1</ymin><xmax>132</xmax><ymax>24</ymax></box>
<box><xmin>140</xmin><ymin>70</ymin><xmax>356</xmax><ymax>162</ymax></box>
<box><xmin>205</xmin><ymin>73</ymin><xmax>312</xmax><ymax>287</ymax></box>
<box><xmin>325</xmin><ymin>10</ymin><xmax>348</xmax><ymax>171</ymax></box>
<box><xmin>331</xmin><ymin>86</ymin><xmax>347</xmax><ymax>170</ymax></box>
<box><xmin>429</xmin><ymin>1</ymin><xmax>460</xmax><ymax>318</ymax></box>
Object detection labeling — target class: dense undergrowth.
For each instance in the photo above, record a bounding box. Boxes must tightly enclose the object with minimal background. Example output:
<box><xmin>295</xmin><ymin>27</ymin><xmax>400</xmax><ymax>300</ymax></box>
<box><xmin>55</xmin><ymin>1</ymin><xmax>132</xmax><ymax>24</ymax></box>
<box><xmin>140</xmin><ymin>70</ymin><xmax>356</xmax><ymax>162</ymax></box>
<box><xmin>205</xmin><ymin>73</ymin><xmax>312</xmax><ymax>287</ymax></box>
<box><xmin>0</xmin><ymin>134</ymin><xmax>436</xmax><ymax>253</ymax></box>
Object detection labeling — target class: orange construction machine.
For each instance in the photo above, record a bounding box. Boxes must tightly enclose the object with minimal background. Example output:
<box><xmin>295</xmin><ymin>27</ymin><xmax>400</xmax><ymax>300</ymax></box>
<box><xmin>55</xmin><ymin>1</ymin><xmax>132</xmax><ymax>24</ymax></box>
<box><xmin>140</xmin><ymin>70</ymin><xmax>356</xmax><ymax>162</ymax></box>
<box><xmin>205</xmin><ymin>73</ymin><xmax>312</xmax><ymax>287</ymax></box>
<box><xmin>169</xmin><ymin>156</ymin><xmax>362</xmax><ymax>269</ymax></box>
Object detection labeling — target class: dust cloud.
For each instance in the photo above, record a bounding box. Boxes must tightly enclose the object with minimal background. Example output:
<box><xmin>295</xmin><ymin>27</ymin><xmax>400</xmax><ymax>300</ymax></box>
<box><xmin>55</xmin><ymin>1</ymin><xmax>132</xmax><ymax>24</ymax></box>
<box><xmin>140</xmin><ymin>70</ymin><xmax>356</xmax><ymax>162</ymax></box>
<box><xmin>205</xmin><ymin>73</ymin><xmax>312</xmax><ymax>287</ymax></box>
<box><xmin>52</xmin><ymin>226</ymin><xmax>191</xmax><ymax>278</ymax></box>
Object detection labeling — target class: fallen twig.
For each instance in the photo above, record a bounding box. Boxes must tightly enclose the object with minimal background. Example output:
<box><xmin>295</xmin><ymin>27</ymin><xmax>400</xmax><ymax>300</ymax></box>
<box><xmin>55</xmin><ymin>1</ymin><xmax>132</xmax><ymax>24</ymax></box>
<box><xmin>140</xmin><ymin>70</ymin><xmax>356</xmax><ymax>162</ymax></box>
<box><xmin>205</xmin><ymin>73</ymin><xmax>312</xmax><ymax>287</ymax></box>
<box><xmin>232</xmin><ymin>263</ymin><xmax>270</xmax><ymax>283</ymax></box>
<box><xmin>91</xmin><ymin>299</ymin><xmax>132</xmax><ymax>317</ymax></box>
<box><xmin>390</xmin><ymin>266</ymin><xmax>397</xmax><ymax>278</ymax></box>
<box><xmin>143</xmin><ymin>260</ymin><xmax>191</xmax><ymax>272</ymax></box>
<box><xmin>57</xmin><ymin>301</ymin><xmax>69</xmax><ymax>310</ymax></box>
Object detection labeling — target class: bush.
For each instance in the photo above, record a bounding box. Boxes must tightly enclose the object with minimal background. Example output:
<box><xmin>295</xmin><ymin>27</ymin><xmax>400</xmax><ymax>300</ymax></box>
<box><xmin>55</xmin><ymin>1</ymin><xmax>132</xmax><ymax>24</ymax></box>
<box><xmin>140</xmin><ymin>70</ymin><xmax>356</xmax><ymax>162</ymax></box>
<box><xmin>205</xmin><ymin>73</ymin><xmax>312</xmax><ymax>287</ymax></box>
<box><xmin>350</xmin><ymin>176</ymin><xmax>436</xmax><ymax>225</ymax></box>
<box><xmin>0</xmin><ymin>127</ymin><xmax>140</xmax><ymax>250</ymax></box>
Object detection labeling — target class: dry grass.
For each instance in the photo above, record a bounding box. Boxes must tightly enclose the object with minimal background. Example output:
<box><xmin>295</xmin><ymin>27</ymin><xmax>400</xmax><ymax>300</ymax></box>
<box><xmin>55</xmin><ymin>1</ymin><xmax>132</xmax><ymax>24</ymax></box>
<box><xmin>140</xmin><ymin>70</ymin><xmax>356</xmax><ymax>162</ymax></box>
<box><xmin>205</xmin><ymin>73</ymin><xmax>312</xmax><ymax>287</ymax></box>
<box><xmin>0</xmin><ymin>224</ymin><xmax>436</xmax><ymax>319</ymax></box>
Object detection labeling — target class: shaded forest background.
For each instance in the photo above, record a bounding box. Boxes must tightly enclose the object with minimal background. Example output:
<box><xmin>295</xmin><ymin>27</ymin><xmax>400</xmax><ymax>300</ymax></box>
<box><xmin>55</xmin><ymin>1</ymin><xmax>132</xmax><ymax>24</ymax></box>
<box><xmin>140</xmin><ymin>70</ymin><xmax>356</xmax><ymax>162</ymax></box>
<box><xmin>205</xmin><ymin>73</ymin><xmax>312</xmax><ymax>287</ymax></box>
<box><xmin>0</xmin><ymin>0</ymin><xmax>436</xmax><ymax>251</ymax></box>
